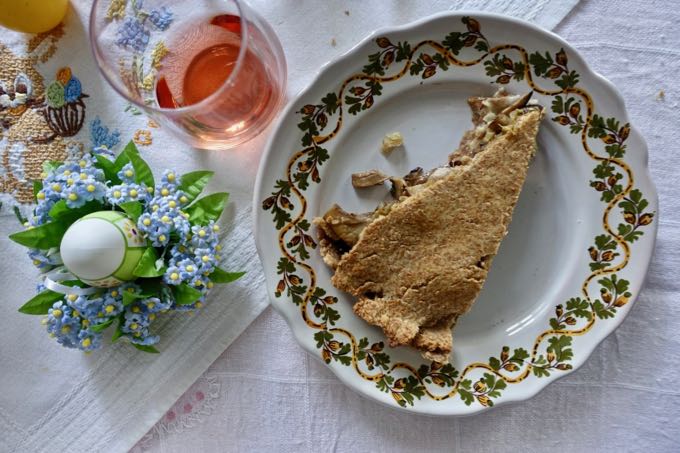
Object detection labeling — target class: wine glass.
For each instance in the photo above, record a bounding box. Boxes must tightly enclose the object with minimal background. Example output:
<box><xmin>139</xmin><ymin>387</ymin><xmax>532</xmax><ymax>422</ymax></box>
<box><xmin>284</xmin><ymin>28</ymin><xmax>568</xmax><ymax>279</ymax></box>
<box><xmin>90</xmin><ymin>0</ymin><xmax>287</xmax><ymax>150</ymax></box>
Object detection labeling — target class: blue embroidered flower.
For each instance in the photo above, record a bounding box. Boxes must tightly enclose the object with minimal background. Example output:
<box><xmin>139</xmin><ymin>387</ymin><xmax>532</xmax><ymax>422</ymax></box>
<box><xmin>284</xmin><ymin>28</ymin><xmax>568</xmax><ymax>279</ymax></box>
<box><xmin>119</xmin><ymin>281</ymin><xmax>142</xmax><ymax>295</ymax></box>
<box><xmin>100</xmin><ymin>293</ymin><xmax>124</xmax><ymax>317</ymax></box>
<box><xmin>45</xmin><ymin>301</ymin><xmax>81</xmax><ymax>348</ymax></box>
<box><xmin>105</xmin><ymin>181</ymin><xmax>149</xmax><ymax>205</ymax></box>
<box><xmin>70</xmin><ymin>295</ymin><xmax>106</xmax><ymax>322</ymax></box>
<box><xmin>176</xmin><ymin>258</ymin><xmax>199</xmax><ymax>281</ymax></box>
<box><xmin>65</xmin><ymin>178</ymin><xmax>107</xmax><ymax>208</ymax></box>
<box><xmin>106</xmin><ymin>184</ymin><xmax>128</xmax><ymax>205</ymax></box>
<box><xmin>90</xmin><ymin>117</ymin><xmax>121</xmax><ymax>150</ymax></box>
<box><xmin>27</xmin><ymin>249</ymin><xmax>58</xmax><ymax>270</ymax></box>
<box><xmin>130</xmin><ymin>331</ymin><xmax>160</xmax><ymax>346</ymax></box>
<box><xmin>172</xmin><ymin>293</ymin><xmax>206</xmax><ymax>312</ymax></box>
<box><xmin>122</xmin><ymin>311</ymin><xmax>149</xmax><ymax>335</ymax></box>
<box><xmin>118</xmin><ymin>163</ymin><xmax>136</xmax><ymax>183</ymax></box>
<box><xmin>138</xmin><ymin>213</ymin><xmax>171</xmax><ymax>247</ymax></box>
<box><xmin>160</xmin><ymin>169</ymin><xmax>178</xmax><ymax>186</ymax></box>
<box><xmin>154</xmin><ymin>172</ymin><xmax>180</xmax><ymax>198</ymax></box>
<box><xmin>190</xmin><ymin>222</ymin><xmax>219</xmax><ymax>249</ymax></box>
<box><xmin>92</xmin><ymin>145</ymin><xmax>115</xmax><ymax>159</ymax></box>
<box><xmin>188</xmin><ymin>274</ymin><xmax>208</xmax><ymax>290</ymax></box>
<box><xmin>173</xmin><ymin>215</ymin><xmax>191</xmax><ymax>241</ymax></box>
<box><xmin>141</xmin><ymin>296</ymin><xmax>172</xmax><ymax>313</ymax></box>
<box><xmin>148</xmin><ymin>7</ymin><xmax>173</xmax><ymax>30</ymax></box>
<box><xmin>163</xmin><ymin>265</ymin><xmax>182</xmax><ymax>285</ymax></box>
<box><xmin>116</xmin><ymin>17</ymin><xmax>150</xmax><ymax>52</ymax></box>
<box><xmin>64</xmin><ymin>77</ymin><xmax>82</xmax><ymax>103</ymax></box>
<box><xmin>77</xmin><ymin>329</ymin><xmax>103</xmax><ymax>351</ymax></box>
<box><xmin>193</xmin><ymin>247</ymin><xmax>217</xmax><ymax>274</ymax></box>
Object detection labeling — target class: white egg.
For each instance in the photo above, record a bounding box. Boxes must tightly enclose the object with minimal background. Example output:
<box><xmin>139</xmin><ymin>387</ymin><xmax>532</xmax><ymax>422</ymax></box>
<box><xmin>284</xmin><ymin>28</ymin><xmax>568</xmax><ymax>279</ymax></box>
<box><xmin>60</xmin><ymin>211</ymin><xmax>146</xmax><ymax>287</ymax></box>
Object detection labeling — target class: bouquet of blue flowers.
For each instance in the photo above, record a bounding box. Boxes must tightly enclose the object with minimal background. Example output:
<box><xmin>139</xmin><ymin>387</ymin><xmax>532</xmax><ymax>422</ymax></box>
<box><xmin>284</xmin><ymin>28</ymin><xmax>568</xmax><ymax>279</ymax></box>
<box><xmin>9</xmin><ymin>141</ymin><xmax>243</xmax><ymax>353</ymax></box>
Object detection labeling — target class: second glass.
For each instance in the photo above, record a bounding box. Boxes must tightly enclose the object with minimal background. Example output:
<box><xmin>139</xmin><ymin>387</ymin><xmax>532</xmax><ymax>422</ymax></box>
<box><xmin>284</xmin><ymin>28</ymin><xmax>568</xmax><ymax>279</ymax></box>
<box><xmin>90</xmin><ymin>0</ymin><xmax>287</xmax><ymax>149</ymax></box>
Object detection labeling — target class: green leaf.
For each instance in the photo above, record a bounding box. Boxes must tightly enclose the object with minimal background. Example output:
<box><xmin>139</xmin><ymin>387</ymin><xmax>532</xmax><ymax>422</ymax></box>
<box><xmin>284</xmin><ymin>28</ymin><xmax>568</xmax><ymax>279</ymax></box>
<box><xmin>599</xmin><ymin>276</ymin><xmax>615</xmax><ymax>291</ymax></box>
<box><xmin>18</xmin><ymin>290</ymin><xmax>63</xmax><ymax>314</ymax></box>
<box><xmin>489</xmin><ymin>356</ymin><xmax>501</xmax><ymax>370</ymax></box>
<box><xmin>48</xmin><ymin>200</ymin><xmax>69</xmax><ymax>220</ymax></box>
<box><xmin>566</xmin><ymin>297</ymin><xmax>592</xmax><ymax>319</ymax></box>
<box><xmin>172</xmin><ymin>283</ymin><xmax>202</xmax><ymax>305</ymax></box>
<box><xmin>555</xmin><ymin>70</ymin><xmax>580</xmax><ymax>89</ymax></box>
<box><xmin>49</xmin><ymin>200</ymin><xmax>104</xmax><ymax>223</ymax></box>
<box><xmin>13</xmin><ymin>206</ymin><xmax>27</xmax><ymax>225</ymax></box>
<box><xmin>475</xmin><ymin>40</ymin><xmax>488</xmax><ymax>52</ymax></box>
<box><xmin>94</xmin><ymin>154</ymin><xmax>121</xmax><ymax>184</ymax></box>
<box><xmin>122</xmin><ymin>290</ymin><xmax>147</xmax><ymax>306</ymax></box>
<box><xmin>532</xmin><ymin>366</ymin><xmax>550</xmax><ymax>378</ymax></box>
<box><xmin>10</xmin><ymin>221</ymin><xmax>69</xmax><ymax>249</ymax></box>
<box><xmin>123</xmin><ymin>141</ymin><xmax>155</xmax><ymax>188</ymax></box>
<box><xmin>528</xmin><ymin>51</ymin><xmax>553</xmax><ymax>76</ymax></box>
<box><xmin>458</xmin><ymin>388</ymin><xmax>474</xmax><ymax>405</ymax></box>
<box><xmin>513</xmin><ymin>348</ymin><xmax>530</xmax><ymax>362</ymax></box>
<box><xmin>630</xmin><ymin>189</ymin><xmax>642</xmax><ymax>203</ymax></box>
<box><xmin>209</xmin><ymin>267</ymin><xmax>245</xmax><ymax>283</ymax></box>
<box><xmin>551</xmin><ymin>96</ymin><xmax>564</xmax><ymax>114</ymax></box>
<box><xmin>90</xmin><ymin>318</ymin><xmax>115</xmax><ymax>333</ymax></box>
<box><xmin>42</xmin><ymin>160</ymin><xmax>63</xmax><ymax>175</ymax></box>
<box><xmin>178</xmin><ymin>171</ymin><xmax>214</xmax><ymax>203</ymax></box>
<box><xmin>186</xmin><ymin>192</ymin><xmax>229</xmax><ymax>224</ymax></box>
<box><xmin>111</xmin><ymin>315</ymin><xmax>125</xmax><ymax>342</ymax></box>
<box><xmin>119</xmin><ymin>201</ymin><xmax>143</xmax><ymax>222</ymax></box>
<box><xmin>133</xmin><ymin>247</ymin><xmax>165</xmax><ymax>278</ymax></box>
<box><xmin>33</xmin><ymin>180</ymin><xmax>43</xmax><ymax>200</ymax></box>
<box><xmin>443</xmin><ymin>31</ymin><xmax>464</xmax><ymax>55</ymax></box>
<box><xmin>321</xmin><ymin>92</ymin><xmax>339</xmax><ymax>115</ymax></box>
<box><xmin>132</xmin><ymin>343</ymin><xmax>160</xmax><ymax>353</ymax></box>
<box><xmin>113</xmin><ymin>144</ymin><xmax>131</xmax><ymax>172</ymax></box>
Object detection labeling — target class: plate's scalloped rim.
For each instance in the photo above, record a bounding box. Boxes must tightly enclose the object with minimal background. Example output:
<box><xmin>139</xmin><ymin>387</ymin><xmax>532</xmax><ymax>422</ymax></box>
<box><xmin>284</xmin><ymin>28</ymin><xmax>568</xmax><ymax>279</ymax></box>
<box><xmin>252</xmin><ymin>11</ymin><xmax>659</xmax><ymax>416</ymax></box>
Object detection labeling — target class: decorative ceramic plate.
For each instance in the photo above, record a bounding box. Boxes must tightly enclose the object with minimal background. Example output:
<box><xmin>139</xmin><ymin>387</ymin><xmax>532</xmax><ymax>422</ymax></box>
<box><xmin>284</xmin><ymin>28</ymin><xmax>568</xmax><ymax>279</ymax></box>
<box><xmin>253</xmin><ymin>12</ymin><xmax>658</xmax><ymax>415</ymax></box>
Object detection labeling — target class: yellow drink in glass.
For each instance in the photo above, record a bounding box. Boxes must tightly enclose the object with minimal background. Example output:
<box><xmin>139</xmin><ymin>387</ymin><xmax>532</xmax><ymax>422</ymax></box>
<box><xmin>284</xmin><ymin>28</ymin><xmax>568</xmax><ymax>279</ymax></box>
<box><xmin>0</xmin><ymin>0</ymin><xmax>68</xmax><ymax>33</ymax></box>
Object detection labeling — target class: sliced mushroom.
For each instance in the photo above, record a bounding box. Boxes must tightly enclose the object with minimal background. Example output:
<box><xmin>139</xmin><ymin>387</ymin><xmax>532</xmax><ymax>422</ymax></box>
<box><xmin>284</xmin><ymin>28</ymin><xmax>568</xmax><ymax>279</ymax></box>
<box><xmin>500</xmin><ymin>90</ymin><xmax>534</xmax><ymax>115</ymax></box>
<box><xmin>403</xmin><ymin>167</ymin><xmax>429</xmax><ymax>186</ymax></box>
<box><xmin>320</xmin><ymin>204</ymin><xmax>375</xmax><ymax>247</ymax></box>
<box><xmin>389</xmin><ymin>177</ymin><xmax>405</xmax><ymax>199</ymax></box>
<box><xmin>351</xmin><ymin>170</ymin><xmax>389</xmax><ymax>188</ymax></box>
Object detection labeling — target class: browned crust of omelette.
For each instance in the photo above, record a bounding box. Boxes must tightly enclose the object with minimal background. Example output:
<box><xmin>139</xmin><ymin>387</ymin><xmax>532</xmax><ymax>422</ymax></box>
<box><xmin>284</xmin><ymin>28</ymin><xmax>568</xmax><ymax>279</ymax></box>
<box><xmin>331</xmin><ymin>109</ymin><xmax>543</xmax><ymax>351</ymax></box>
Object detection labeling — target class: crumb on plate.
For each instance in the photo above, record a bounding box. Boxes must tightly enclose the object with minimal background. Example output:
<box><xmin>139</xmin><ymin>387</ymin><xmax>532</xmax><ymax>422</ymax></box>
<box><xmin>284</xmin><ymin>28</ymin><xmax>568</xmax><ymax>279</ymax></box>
<box><xmin>381</xmin><ymin>132</ymin><xmax>404</xmax><ymax>155</ymax></box>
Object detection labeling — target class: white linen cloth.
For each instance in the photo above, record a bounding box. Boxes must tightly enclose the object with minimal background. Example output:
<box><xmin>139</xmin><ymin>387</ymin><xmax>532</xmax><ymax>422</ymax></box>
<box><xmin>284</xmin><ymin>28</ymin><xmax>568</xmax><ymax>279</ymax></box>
<box><xmin>132</xmin><ymin>1</ymin><xmax>680</xmax><ymax>452</ymax></box>
<box><xmin>9</xmin><ymin>0</ymin><xmax>656</xmax><ymax>451</ymax></box>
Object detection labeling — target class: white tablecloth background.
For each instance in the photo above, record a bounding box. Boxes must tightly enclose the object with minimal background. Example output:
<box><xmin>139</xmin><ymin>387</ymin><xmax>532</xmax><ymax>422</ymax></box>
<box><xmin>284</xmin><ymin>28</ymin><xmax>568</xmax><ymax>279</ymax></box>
<box><xmin>0</xmin><ymin>0</ymin><xmax>677</xmax><ymax>451</ymax></box>
<box><xmin>133</xmin><ymin>0</ymin><xmax>680</xmax><ymax>452</ymax></box>
<box><xmin>0</xmin><ymin>1</ymin><xmax>578</xmax><ymax>452</ymax></box>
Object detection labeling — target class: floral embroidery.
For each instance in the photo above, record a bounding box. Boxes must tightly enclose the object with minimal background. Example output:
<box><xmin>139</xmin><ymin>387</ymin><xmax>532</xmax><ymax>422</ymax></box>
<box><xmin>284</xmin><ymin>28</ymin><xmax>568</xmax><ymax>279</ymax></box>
<box><xmin>112</xmin><ymin>1</ymin><xmax>174</xmax><ymax>53</ymax></box>
<box><xmin>116</xmin><ymin>17</ymin><xmax>151</xmax><ymax>52</ymax></box>
<box><xmin>107</xmin><ymin>0</ymin><xmax>173</xmax><ymax>101</ymax></box>
<box><xmin>133</xmin><ymin>129</ymin><xmax>152</xmax><ymax>146</ymax></box>
<box><xmin>130</xmin><ymin>375</ymin><xmax>221</xmax><ymax>453</ymax></box>
<box><xmin>149</xmin><ymin>7</ymin><xmax>173</xmax><ymax>30</ymax></box>
<box><xmin>90</xmin><ymin>117</ymin><xmax>121</xmax><ymax>150</ymax></box>
<box><xmin>106</xmin><ymin>0</ymin><xmax>126</xmax><ymax>20</ymax></box>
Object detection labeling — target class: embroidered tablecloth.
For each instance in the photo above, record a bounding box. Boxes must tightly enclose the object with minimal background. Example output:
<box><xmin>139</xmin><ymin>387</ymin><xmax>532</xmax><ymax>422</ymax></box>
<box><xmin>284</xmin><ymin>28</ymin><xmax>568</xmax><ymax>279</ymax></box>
<box><xmin>13</xmin><ymin>1</ymin><xmax>678</xmax><ymax>452</ymax></box>
<box><xmin>134</xmin><ymin>1</ymin><xmax>679</xmax><ymax>452</ymax></box>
